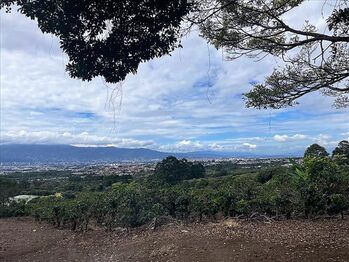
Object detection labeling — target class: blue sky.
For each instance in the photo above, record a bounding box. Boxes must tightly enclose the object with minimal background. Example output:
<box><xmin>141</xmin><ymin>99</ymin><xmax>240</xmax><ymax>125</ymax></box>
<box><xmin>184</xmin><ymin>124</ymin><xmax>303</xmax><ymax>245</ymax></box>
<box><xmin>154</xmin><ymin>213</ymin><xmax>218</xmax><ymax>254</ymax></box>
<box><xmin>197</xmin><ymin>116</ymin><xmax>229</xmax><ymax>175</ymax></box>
<box><xmin>1</xmin><ymin>1</ymin><xmax>348</xmax><ymax>155</ymax></box>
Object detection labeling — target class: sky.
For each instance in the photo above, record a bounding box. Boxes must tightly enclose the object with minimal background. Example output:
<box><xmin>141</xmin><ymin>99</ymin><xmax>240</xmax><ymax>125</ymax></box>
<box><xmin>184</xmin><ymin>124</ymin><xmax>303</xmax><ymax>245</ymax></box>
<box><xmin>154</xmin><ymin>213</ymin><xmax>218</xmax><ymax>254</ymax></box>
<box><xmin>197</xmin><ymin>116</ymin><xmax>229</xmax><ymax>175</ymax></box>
<box><xmin>0</xmin><ymin>1</ymin><xmax>348</xmax><ymax>156</ymax></box>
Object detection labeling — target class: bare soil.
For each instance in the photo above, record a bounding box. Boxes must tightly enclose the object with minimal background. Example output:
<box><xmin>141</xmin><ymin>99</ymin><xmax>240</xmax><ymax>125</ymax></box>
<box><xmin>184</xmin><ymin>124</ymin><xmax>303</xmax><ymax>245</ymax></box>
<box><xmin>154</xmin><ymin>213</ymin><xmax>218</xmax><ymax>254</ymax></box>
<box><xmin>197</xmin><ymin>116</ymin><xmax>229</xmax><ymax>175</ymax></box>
<box><xmin>1</xmin><ymin>217</ymin><xmax>349</xmax><ymax>262</ymax></box>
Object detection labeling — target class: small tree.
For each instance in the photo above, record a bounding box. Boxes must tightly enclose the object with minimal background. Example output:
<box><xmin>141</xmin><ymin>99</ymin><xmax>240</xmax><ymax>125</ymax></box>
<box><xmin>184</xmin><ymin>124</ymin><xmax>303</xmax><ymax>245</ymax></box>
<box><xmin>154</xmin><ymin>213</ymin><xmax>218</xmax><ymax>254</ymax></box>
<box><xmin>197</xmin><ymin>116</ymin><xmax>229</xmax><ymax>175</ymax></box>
<box><xmin>0</xmin><ymin>177</ymin><xmax>19</xmax><ymax>205</ymax></box>
<box><xmin>328</xmin><ymin>194</ymin><xmax>349</xmax><ymax>219</ymax></box>
<box><xmin>261</xmin><ymin>172</ymin><xmax>299</xmax><ymax>218</ymax></box>
<box><xmin>153</xmin><ymin>156</ymin><xmax>188</xmax><ymax>184</ymax></box>
<box><xmin>153</xmin><ymin>157</ymin><xmax>205</xmax><ymax>184</ymax></box>
<box><xmin>292</xmin><ymin>157</ymin><xmax>349</xmax><ymax>218</ymax></box>
<box><xmin>189</xmin><ymin>162</ymin><xmax>205</xmax><ymax>179</ymax></box>
<box><xmin>257</xmin><ymin>167</ymin><xmax>286</xmax><ymax>184</ymax></box>
<box><xmin>304</xmin><ymin>144</ymin><xmax>329</xmax><ymax>158</ymax></box>
<box><xmin>110</xmin><ymin>182</ymin><xmax>150</xmax><ymax>228</ymax></box>
<box><xmin>333</xmin><ymin>140</ymin><xmax>349</xmax><ymax>165</ymax></box>
<box><xmin>229</xmin><ymin>175</ymin><xmax>262</xmax><ymax>215</ymax></box>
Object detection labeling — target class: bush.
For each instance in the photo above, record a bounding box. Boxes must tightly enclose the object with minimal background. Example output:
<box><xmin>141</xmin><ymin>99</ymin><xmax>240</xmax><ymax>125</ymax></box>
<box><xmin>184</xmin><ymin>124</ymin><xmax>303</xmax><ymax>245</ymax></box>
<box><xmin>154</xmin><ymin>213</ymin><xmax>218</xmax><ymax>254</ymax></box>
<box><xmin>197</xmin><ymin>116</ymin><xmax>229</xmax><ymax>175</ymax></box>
<box><xmin>293</xmin><ymin>157</ymin><xmax>349</xmax><ymax>218</ymax></box>
<box><xmin>328</xmin><ymin>194</ymin><xmax>349</xmax><ymax>219</ymax></box>
<box><xmin>257</xmin><ymin>167</ymin><xmax>286</xmax><ymax>183</ymax></box>
<box><xmin>7</xmin><ymin>155</ymin><xmax>349</xmax><ymax>230</ymax></box>
<box><xmin>152</xmin><ymin>157</ymin><xmax>205</xmax><ymax>184</ymax></box>
<box><xmin>0</xmin><ymin>200</ymin><xmax>27</xmax><ymax>218</ymax></box>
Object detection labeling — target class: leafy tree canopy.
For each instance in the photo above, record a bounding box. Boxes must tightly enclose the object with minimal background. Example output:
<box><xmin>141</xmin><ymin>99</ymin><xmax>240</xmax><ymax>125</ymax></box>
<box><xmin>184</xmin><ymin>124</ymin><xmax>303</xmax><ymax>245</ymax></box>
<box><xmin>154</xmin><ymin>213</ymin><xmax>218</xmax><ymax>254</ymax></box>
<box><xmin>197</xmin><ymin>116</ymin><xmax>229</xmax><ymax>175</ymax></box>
<box><xmin>1</xmin><ymin>0</ymin><xmax>191</xmax><ymax>83</ymax></box>
<box><xmin>192</xmin><ymin>0</ymin><xmax>349</xmax><ymax>108</ymax></box>
<box><xmin>333</xmin><ymin>140</ymin><xmax>349</xmax><ymax>157</ymax></box>
<box><xmin>2</xmin><ymin>0</ymin><xmax>348</xmax><ymax>108</ymax></box>
<box><xmin>304</xmin><ymin>143</ymin><xmax>329</xmax><ymax>158</ymax></box>
<box><xmin>153</xmin><ymin>156</ymin><xmax>205</xmax><ymax>184</ymax></box>
<box><xmin>333</xmin><ymin>140</ymin><xmax>349</xmax><ymax>165</ymax></box>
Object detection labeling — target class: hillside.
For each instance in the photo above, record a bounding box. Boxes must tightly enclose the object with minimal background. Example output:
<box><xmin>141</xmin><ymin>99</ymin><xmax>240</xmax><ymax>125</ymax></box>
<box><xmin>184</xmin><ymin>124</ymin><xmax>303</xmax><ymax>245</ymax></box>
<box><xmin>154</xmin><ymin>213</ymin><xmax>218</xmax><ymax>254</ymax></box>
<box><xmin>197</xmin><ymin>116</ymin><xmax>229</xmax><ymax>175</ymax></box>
<box><xmin>0</xmin><ymin>144</ymin><xmax>168</xmax><ymax>163</ymax></box>
<box><xmin>0</xmin><ymin>144</ymin><xmax>260</xmax><ymax>164</ymax></box>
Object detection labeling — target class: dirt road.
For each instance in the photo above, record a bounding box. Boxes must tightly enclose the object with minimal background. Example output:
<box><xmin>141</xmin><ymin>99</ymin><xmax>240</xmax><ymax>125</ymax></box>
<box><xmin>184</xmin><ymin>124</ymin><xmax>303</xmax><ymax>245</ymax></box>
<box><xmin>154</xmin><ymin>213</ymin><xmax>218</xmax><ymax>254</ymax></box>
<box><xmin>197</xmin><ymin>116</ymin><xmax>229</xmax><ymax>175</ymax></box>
<box><xmin>1</xmin><ymin>217</ymin><xmax>349</xmax><ymax>262</ymax></box>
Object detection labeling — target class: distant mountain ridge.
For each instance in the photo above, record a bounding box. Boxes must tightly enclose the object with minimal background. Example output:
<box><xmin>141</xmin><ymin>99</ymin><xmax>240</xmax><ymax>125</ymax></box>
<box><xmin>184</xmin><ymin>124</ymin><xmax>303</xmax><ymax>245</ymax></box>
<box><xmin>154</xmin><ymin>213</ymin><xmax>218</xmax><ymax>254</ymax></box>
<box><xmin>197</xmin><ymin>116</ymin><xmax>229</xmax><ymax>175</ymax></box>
<box><xmin>0</xmin><ymin>144</ymin><xmax>168</xmax><ymax>164</ymax></box>
<box><xmin>0</xmin><ymin>144</ymin><xmax>299</xmax><ymax>164</ymax></box>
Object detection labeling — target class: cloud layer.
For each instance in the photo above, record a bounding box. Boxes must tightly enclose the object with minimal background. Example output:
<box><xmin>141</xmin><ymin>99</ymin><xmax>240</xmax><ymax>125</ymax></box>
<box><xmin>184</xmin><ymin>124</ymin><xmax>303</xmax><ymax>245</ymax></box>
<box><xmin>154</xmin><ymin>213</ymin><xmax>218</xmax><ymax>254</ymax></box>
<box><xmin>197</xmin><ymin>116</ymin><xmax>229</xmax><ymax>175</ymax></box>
<box><xmin>1</xmin><ymin>2</ymin><xmax>348</xmax><ymax>155</ymax></box>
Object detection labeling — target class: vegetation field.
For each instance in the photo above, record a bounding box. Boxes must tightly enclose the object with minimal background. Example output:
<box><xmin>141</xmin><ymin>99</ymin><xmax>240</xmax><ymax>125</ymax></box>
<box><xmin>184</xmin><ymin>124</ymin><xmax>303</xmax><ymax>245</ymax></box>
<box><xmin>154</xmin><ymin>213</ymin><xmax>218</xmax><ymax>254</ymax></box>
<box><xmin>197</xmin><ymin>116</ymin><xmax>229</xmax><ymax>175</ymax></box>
<box><xmin>1</xmin><ymin>142</ymin><xmax>349</xmax><ymax>230</ymax></box>
<box><xmin>0</xmin><ymin>142</ymin><xmax>349</xmax><ymax>261</ymax></box>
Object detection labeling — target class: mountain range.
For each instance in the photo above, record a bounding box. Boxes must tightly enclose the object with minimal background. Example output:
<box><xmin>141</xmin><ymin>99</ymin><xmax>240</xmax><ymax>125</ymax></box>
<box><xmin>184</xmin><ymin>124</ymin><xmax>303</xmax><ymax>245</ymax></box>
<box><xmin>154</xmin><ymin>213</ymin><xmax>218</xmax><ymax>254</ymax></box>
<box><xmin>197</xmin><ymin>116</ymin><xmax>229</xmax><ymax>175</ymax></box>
<box><xmin>0</xmin><ymin>144</ymin><xmax>299</xmax><ymax>164</ymax></box>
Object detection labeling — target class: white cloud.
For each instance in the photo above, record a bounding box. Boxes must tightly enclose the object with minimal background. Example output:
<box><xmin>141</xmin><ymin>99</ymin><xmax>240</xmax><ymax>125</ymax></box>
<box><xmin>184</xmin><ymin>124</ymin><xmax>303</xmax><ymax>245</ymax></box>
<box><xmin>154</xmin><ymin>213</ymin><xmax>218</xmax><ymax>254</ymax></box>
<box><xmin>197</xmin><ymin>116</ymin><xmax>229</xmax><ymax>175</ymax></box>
<box><xmin>158</xmin><ymin>139</ymin><xmax>259</xmax><ymax>153</ymax></box>
<box><xmin>242</xmin><ymin>143</ymin><xmax>257</xmax><ymax>150</ymax></box>
<box><xmin>1</xmin><ymin>3</ymin><xmax>349</xmax><ymax>155</ymax></box>
<box><xmin>160</xmin><ymin>140</ymin><xmax>205</xmax><ymax>152</ymax></box>
<box><xmin>274</xmin><ymin>135</ymin><xmax>289</xmax><ymax>142</ymax></box>
<box><xmin>1</xmin><ymin>130</ymin><xmax>154</xmax><ymax>148</ymax></box>
<box><xmin>314</xmin><ymin>134</ymin><xmax>338</xmax><ymax>147</ymax></box>
<box><xmin>274</xmin><ymin>134</ymin><xmax>307</xmax><ymax>142</ymax></box>
<box><xmin>341</xmin><ymin>132</ymin><xmax>349</xmax><ymax>136</ymax></box>
<box><xmin>292</xmin><ymin>134</ymin><xmax>307</xmax><ymax>140</ymax></box>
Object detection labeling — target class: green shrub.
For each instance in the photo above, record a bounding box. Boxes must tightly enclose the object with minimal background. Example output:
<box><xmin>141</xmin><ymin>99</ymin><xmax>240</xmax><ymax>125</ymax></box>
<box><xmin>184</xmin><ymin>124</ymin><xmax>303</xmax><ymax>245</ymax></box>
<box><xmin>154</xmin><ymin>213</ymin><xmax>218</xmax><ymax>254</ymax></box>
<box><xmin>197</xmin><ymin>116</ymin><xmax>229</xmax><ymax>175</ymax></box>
<box><xmin>0</xmin><ymin>200</ymin><xmax>27</xmax><ymax>218</ymax></box>
<box><xmin>328</xmin><ymin>194</ymin><xmax>349</xmax><ymax>218</ymax></box>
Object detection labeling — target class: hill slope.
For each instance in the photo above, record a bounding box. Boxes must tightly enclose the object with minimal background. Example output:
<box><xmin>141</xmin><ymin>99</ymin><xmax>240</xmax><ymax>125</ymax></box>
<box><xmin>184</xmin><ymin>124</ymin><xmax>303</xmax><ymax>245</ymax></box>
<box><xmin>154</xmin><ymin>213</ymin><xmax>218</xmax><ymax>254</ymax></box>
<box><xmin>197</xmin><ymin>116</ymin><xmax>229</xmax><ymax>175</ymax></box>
<box><xmin>0</xmin><ymin>144</ymin><xmax>169</xmax><ymax>163</ymax></box>
<box><xmin>0</xmin><ymin>144</ymin><xmax>296</xmax><ymax>164</ymax></box>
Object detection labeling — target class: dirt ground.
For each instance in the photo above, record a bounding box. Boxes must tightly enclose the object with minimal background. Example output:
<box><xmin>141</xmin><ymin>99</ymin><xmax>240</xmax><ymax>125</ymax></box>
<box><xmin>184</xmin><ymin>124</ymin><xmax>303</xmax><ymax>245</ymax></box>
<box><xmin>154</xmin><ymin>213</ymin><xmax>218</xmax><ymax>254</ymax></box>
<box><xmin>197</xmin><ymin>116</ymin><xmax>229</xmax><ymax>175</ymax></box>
<box><xmin>1</xmin><ymin>217</ymin><xmax>349</xmax><ymax>262</ymax></box>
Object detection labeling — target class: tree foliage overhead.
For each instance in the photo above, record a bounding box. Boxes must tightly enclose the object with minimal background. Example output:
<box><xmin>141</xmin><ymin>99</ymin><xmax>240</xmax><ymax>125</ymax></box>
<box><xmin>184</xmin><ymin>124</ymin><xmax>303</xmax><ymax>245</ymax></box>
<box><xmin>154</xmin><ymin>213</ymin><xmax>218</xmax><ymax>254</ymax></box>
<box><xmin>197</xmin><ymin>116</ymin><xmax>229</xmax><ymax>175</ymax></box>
<box><xmin>1</xmin><ymin>0</ymin><xmax>191</xmax><ymax>83</ymax></box>
<box><xmin>2</xmin><ymin>0</ymin><xmax>349</xmax><ymax>109</ymax></box>
<box><xmin>190</xmin><ymin>0</ymin><xmax>349</xmax><ymax>108</ymax></box>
